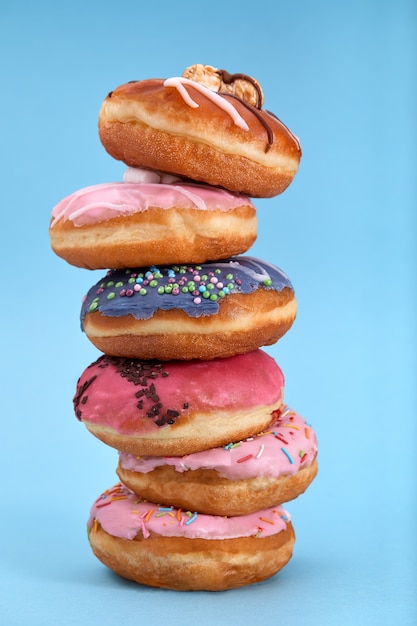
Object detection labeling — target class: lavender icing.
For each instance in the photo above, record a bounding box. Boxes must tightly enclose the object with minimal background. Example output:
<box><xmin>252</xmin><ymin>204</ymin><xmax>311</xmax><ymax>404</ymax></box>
<box><xmin>80</xmin><ymin>256</ymin><xmax>294</xmax><ymax>327</ymax></box>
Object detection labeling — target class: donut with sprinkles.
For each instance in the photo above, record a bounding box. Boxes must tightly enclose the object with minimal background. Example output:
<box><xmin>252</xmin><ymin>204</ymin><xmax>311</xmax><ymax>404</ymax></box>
<box><xmin>87</xmin><ymin>483</ymin><xmax>295</xmax><ymax>591</ymax></box>
<box><xmin>116</xmin><ymin>405</ymin><xmax>318</xmax><ymax>516</ymax></box>
<box><xmin>73</xmin><ymin>350</ymin><xmax>286</xmax><ymax>457</ymax></box>
<box><xmin>80</xmin><ymin>256</ymin><xmax>297</xmax><ymax>360</ymax></box>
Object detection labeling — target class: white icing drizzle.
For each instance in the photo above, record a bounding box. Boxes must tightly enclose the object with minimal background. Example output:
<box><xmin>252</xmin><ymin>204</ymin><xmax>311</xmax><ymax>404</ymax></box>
<box><xmin>214</xmin><ymin>257</ymin><xmax>273</xmax><ymax>283</ymax></box>
<box><xmin>164</xmin><ymin>77</ymin><xmax>199</xmax><ymax>108</ymax></box>
<box><xmin>51</xmin><ymin>183</ymin><xmax>211</xmax><ymax>226</ymax></box>
<box><xmin>244</xmin><ymin>256</ymin><xmax>292</xmax><ymax>283</ymax></box>
<box><xmin>163</xmin><ymin>76</ymin><xmax>250</xmax><ymax>131</ymax></box>
<box><xmin>163</xmin><ymin>186</ymin><xmax>208</xmax><ymax>210</ymax></box>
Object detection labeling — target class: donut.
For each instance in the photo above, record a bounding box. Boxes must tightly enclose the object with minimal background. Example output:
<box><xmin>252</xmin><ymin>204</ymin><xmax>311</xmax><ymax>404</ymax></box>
<box><xmin>98</xmin><ymin>65</ymin><xmax>302</xmax><ymax>198</ymax></box>
<box><xmin>87</xmin><ymin>483</ymin><xmax>295</xmax><ymax>591</ymax></box>
<box><xmin>116</xmin><ymin>406</ymin><xmax>318</xmax><ymax>516</ymax></box>
<box><xmin>80</xmin><ymin>256</ymin><xmax>297</xmax><ymax>360</ymax></box>
<box><xmin>73</xmin><ymin>350</ymin><xmax>285</xmax><ymax>456</ymax></box>
<box><xmin>49</xmin><ymin>168</ymin><xmax>257</xmax><ymax>269</ymax></box>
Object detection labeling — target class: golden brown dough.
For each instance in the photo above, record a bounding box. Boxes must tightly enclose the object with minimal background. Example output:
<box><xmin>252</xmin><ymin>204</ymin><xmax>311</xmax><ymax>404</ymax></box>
<box><xmin>117</xmin><ymin>458</ymin><xmax>318</xmax><ymax>516</ymax></box>
<box><xmin>82</xmin><ymin>288</ymin><xmax>297</xmax><ymax>361</ymax></box>
<box><xmin>81</xmin><ymin>401</ymin><xmax>282</xmax><ymax>458</ymax></box>
<box><xmin>98</xmin><ymin>76</ymin><xmax>301</xmax><ymax>198</ymax></box>
<box><xmin>88</xmin><ymin>522</ymin><xmax>295</xmax><ymax>591</ymax></box>
<box><xmin>50</xmin><ymin>204</ymin><xmax>257</xmax><ymax>270</ymax></box>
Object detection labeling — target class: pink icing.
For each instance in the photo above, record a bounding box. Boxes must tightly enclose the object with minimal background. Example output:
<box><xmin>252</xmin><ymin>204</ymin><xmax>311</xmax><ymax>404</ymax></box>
<box><xmin>119</xmin><ymin>406</ymin><xmax>317</xmax><ymax>479</ymax></box>
<box><xmin>88</xmin><ymin>483</ymin><xmax>290</xmax><ymax>540</ymax></box>
<box><xmin>74</xmin><ymin>350</ymin><xmax>285</xmax><ymax>436</ymax></box>
<box><xmin>51</xmin><ymin>177</ymin><xmax>254</xmax><ymax>227</ymax></box>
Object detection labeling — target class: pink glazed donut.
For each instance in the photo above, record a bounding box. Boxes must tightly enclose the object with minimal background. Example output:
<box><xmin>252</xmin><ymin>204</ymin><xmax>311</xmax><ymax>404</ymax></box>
<box><xmin>88</xmin><ymin>483</ymin><xmax>295</xmax><ymax>591</ymax></box>
<box><xmin>116</xmin><ymin>406</ymin><xmax>318</xmax><ymax>516</ymax></box>
<box><xmin>73</xmin><ymin>350</ymin><xmax>285</xmax><ymax>456</ymax></box>
<box><xmin>49</xmin><ymin>168</ymin><xmax>257</xmax><ymax>269</ymax></box>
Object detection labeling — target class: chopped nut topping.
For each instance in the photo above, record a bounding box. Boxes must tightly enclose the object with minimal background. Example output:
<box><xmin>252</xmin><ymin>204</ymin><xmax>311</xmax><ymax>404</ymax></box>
<box><xmin>183</xmin><ymin>64</ymin><xmax>223</xmax><ymax>92</ymax></box>
<box><xmin>182</xmin><ymin>64</ymin><xmax>264</xmax><ymax>108</ymax></box>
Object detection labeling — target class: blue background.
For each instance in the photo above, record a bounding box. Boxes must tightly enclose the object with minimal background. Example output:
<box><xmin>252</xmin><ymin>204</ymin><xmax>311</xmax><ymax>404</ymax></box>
<box><xmin>1</xmin><ymin>1</ymin><xmax>415</xmax><ymax>624</ymax></box>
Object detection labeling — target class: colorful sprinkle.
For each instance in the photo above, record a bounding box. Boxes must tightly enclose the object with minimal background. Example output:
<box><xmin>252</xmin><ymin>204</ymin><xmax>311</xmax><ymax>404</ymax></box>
<box><xmin>95</xmin><ymin>499</ymin><xmax>112</xmax><ymax>508</ymax></box>
<box><xmin>237</xmin><ymin>454</ymin><xmax>254</xmax><ymax>463</ymax></box>
<box><xmin>143</xmin><ymin>508</ymin><xmax>154</xmax><ymax>522</ymax></box>
<box><xmin>275</xmin><ymin>434</ymin><xmax>289</xmax><ymax>445</ymax></box>
<box><xmin>280</xmin><ymin>447</ymin><xmax>294</xmax><ymax>464</ymax></box>
<box><xmin>80</xmin><ymin>258</ymin><xmax>294</xmax><ymax>326</ymax></box>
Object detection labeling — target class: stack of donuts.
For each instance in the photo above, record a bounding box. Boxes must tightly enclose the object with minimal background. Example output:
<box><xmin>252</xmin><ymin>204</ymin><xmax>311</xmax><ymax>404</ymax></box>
<box><xmin>50</xmin><ymin>64</ymin><xmax>317</xmax><ymax>591</ymax></box>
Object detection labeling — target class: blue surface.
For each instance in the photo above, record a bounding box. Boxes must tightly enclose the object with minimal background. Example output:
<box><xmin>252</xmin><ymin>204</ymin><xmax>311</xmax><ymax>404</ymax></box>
<box><xmin>0</xmin><ymin>1</ymin><xmax>415</xmax><ymax>624</ymax></box>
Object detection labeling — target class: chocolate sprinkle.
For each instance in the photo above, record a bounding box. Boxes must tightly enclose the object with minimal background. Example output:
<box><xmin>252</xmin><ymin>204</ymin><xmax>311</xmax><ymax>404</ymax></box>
<box><xmin>73</xmin><ymin>355</ymin><xmax>186</xmax><ymax>427</ymax></box>
<box><xmin>73</xmin><ymin>375</ymin><xmax>97</xmax><ymax>421</ymax></box>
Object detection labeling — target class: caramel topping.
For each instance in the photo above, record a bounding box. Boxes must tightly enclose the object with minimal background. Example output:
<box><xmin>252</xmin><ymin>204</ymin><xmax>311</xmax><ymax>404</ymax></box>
<box><xmin>182</xmin><ymin>64</ymin><xmax>264</xmax><ymax>109</ymax></box>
